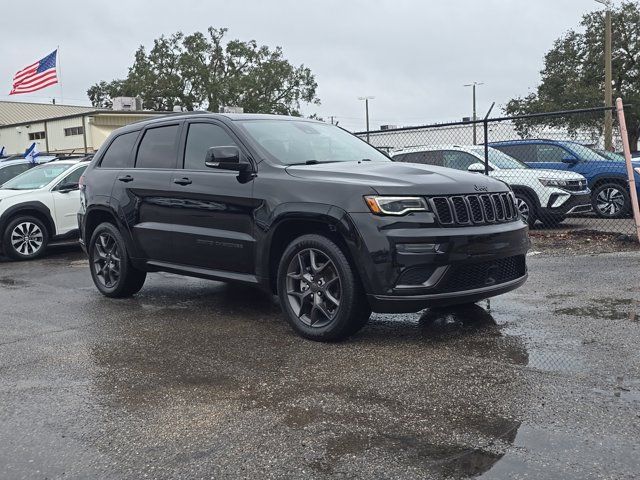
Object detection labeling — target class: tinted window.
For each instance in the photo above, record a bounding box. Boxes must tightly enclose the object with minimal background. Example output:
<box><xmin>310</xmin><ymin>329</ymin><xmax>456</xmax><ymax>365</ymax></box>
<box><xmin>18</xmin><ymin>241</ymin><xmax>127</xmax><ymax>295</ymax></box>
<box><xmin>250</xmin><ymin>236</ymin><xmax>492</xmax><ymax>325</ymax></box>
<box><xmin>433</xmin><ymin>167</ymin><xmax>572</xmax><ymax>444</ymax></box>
<box><xmin>493</xmin><ymin>144</ymin><xmax>537</xmax><ymax>163</ymax></box>
<box><xmin>537</xmin><ymin>144</ymin><xmax>569</xmax><ymax>162</ymax></box>
<box><xmin>396</xmin><ymin>151</ymin><xmax>443</xmax><ymax>166</ymax></box>
<box><xmin>101</xmin><ymin>132</ymin><xmax>138</xmax><ymax>168</ymax></box>
<box><xmin>0</xmin><ymin>163</ymin><xmax>31</xmax><ymax>185</ymax></box>
<box><xmin>136</xmin><ymin>125</ymin><xmax>180</xmax><ymax>169</ymax></box>
<box><xmin>184</xmin><ymin>123</ymin><xmax>238</xmax><ymax>170</ymax></box>
<box><xmin>442</xmin><ymin>151</ymin><xmax>478</xmax><ymax>170</ymax></box>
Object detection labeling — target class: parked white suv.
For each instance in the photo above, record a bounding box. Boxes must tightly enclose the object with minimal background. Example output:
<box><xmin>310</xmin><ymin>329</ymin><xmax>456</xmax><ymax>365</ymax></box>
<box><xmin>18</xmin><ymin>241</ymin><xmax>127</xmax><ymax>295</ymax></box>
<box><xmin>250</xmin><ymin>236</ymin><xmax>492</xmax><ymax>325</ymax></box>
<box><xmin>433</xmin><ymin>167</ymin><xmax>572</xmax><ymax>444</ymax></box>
<box><xmin>391</xmin><ymin>145</ymin><xmax>591</xmax><ymax>227</ymax></box>
<box><xmin>0</xmin><ymin>159</ymin><xmax>88</xmax><ymax>260</ymax></box>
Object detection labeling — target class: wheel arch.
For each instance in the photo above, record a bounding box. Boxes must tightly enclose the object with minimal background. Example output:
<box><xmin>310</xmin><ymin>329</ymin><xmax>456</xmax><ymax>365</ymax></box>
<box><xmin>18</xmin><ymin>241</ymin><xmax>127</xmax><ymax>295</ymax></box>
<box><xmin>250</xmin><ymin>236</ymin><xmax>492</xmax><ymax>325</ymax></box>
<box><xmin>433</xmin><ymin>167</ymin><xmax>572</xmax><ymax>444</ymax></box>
<box><xmin>0</xmin><ymin>201</ymin><xmax>56</xmax><ymax>239</ymax></box>
<box><xmin>510</xmin><ymin>185</ymin><xmax>541</xmax><ymax>210</ymax></box>
<box><xmin>258</xmin><ymin>205</ymin><xmax>368</xmax><ymax>295</ymax></box>
<box><xmin>591</xmin><ymin>175</ymin><xmax>628</xmax><ymax>190</ymax></box>
<box><xmin>83</xmin><ymin>205</ymin><xmax>138</xmax><ymax>257</ymax></box>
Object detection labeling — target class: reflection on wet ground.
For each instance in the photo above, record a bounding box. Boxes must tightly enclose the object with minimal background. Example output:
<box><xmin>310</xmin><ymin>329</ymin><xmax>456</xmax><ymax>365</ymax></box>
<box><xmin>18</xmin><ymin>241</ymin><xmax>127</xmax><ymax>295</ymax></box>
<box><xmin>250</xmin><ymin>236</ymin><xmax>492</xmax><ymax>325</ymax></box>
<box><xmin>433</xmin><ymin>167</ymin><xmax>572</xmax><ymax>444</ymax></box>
<box><xmin>1</xmin><ymin>250</ymin><xmax>640</xmax><ymax>478</ymax></box>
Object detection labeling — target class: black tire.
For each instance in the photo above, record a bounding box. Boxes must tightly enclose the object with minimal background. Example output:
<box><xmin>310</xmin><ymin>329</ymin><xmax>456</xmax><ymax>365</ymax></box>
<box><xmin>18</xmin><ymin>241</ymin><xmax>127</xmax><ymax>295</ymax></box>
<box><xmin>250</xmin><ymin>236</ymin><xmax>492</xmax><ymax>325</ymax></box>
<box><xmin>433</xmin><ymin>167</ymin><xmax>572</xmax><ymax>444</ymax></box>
<box><xmin>88</xmin><ymin>222</ymin><xmax>146</xmax><ymax>298</ymax></box>
<box><xmin>277</xmin><ymin>234</ymin><xmax>371</xmax><ymax>341</ymax></box>
<box><xmin>591</xmin><ymin>182</ymin><xmax>630</xmax><ymax>218</ymax></box>
<box><xmin>514</xmin><ymin>193</ymin><xmax>537</xmax><ymax>227</ymax></box>
<box><xmin>2</xmin><ymin>215</ymin><xmax>49</xmax><ymax>260</ymax></box>
<box><xmin>539</xmin><ymin>215</ymin><xmax>566</xmax><ymax>228</ymax></box>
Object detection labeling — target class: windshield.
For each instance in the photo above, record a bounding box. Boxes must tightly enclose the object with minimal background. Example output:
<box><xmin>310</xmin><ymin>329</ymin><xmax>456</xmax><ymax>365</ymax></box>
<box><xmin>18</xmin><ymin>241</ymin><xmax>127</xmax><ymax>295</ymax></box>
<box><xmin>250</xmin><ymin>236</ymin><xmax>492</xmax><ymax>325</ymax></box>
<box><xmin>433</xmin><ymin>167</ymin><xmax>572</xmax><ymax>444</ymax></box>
<box><xmin>562</xmin><ymin>142</ymin><xmax>609</xmax><ymax>162</ymax></box>
<box><xmin>238</xmin><ymin>120</ymin><xmax>390</xmax><ymax>165</ymax></box>
<box><xmin>1</xmin><ymin>163</ymin><xmax>73</xmax><ymax>190</ymax></box>
<box><xmin>468</xmin><ymin>147</ymin><xmax>529</xmax><ymax>169</ymax></box>
<box><xmin>595</xmin><ymin>149</ymin><xmax>625</xmax><ymax>162</ymax></box>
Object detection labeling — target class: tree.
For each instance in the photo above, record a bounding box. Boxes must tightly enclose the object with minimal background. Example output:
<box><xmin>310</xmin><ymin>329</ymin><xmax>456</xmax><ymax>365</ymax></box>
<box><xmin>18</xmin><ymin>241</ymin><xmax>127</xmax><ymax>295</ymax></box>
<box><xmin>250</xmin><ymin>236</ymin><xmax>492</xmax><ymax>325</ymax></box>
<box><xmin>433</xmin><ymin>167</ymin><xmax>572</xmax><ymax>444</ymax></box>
<box><xmin>87</xmin><ymin>27</ymin><xmax>320</xmax><ymax>115</ymax></box>
<box><xmin>504</xmin><ymin>1</ymin><xmax>640</xmax><ymax>150</ymax></box>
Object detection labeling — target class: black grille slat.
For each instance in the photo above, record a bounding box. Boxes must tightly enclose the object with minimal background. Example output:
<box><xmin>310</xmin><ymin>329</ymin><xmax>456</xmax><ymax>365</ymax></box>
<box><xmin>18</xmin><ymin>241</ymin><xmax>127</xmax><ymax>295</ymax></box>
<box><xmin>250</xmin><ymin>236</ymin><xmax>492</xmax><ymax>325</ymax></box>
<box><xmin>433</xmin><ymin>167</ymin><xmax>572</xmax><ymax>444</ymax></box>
<box><xmin>564</xmin><ymin>180</ymin><xmax>587</xmax><ymax>192</ymax></box>
<box><xmin>467</xmin><ymin>195</ymin><xmax>484</xmax><ymax>222</ymax></box>
<box><xmin>429</xmin><ymin>193</ymin><xmax>520</xmax><ymax>227</ymax></box>
<box><xmin>451</xmin><ymin>196</ymin><xmax>470</xmax><ymax>223</ymax></box>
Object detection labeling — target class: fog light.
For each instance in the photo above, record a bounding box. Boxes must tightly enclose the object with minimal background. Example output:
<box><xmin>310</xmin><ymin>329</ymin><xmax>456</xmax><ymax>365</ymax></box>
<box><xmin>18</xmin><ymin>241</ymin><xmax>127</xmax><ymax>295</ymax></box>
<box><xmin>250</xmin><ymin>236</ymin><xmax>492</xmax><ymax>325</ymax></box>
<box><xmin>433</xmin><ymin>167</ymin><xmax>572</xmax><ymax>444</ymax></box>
<box><xmin>396</xmin><ymin>243</ymin><xmax>443</xmax><ymax>254</ymax></box>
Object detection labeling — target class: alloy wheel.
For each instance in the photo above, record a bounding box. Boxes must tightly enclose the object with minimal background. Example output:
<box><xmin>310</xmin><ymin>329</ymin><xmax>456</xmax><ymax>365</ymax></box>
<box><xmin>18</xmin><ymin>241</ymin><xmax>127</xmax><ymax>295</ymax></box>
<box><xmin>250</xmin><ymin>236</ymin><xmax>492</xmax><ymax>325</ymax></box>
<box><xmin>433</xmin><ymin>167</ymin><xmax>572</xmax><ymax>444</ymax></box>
<box><xmin>92</xmin><ymin>233</ymin><xmax>121</xmax><ymax>288</ymax></box>
<box><xmin>596</xmin><ymin>187</ymin><xmax>625</xmax><ymax>216</ymax></box>
<box><xmin>285</xmin><ymin>248</ymin><xmax>342</xmax><ymax>328</ymax></box>
<box><xmin>10</xmin><ymin>222</ymin><xmax>44</xmax><ymax>256</ymax></box>
<box><xmin>515</xmin><ymin>197</ymin><xmax>530</xmax><ymax>222</ymax></box>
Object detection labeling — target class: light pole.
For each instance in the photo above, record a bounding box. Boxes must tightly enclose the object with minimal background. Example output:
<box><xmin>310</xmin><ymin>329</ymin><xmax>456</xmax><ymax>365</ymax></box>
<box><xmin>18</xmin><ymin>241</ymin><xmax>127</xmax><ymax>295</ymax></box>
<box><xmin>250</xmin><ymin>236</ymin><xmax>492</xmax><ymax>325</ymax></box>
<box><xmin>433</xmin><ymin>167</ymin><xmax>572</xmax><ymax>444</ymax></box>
<box><xmin>358</xmin><ymin>96</ymin><xmax>375</xmax><ymax>142</ymax></box>
<box><xmin>463</xmin><ymin>82</ymin><xmax>483</xmax><ymax>145</ymax></box>
<box><xmin>596</xmin><ymin>0</ymin><xmax>613</xmax><ymax>150</ymax></box>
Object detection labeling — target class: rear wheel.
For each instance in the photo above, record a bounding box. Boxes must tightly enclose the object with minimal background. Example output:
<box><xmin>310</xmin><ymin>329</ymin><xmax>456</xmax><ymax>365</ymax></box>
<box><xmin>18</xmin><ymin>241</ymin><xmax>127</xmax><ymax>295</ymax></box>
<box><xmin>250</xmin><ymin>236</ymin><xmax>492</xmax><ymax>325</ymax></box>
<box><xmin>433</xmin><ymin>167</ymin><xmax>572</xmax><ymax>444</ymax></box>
<box><xmin>2</xmin><ymin>216</ymin><xmax>49</xmax><ymax>260</ymax></box>
<box><xmin>514</xmin><ymin>194</ymin><xmax>537</xmax><ymax>227</ymax></box>
<box><xmin>277</xmin><ymin>234</ymin><xmax>370</xmax><ymax>341</ymax></box>
<box><xmin>89</xmin><ymin>222</ymin><xmax>146</xmax><ymax>297</ymax></box>
<box><xmin>592</xmin><ymin>183</ymin><xmax>630</xmax><ymax>218</ymax></box>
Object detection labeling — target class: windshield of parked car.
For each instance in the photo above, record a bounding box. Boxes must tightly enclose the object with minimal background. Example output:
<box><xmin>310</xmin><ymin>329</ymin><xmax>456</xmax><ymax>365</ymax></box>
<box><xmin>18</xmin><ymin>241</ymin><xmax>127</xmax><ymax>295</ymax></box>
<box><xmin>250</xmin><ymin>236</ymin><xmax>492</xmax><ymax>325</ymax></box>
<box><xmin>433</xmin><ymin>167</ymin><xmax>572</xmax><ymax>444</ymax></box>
<box><xmin>561</xmin><ymin>142</ymin><xmax>608</xmax><ymax>162</ymax></box>
<box><xmin>595</xmin><ymin>149</ymin><xmax>625</xmax><ymax>162</ymax></box>
<box><xmin>468</xmin><ymin>147</ymin><xmax>529</xmax><ymax>169</ymax></box>
<box><xmin>238</xmin><ymin>120</ymin><xmax>391</xmax><ymax>165</ymax></box>
<box><xmin>1</xmin><ymin>163</ymin><xmax>74</xmax><ymax>190</ymax></box>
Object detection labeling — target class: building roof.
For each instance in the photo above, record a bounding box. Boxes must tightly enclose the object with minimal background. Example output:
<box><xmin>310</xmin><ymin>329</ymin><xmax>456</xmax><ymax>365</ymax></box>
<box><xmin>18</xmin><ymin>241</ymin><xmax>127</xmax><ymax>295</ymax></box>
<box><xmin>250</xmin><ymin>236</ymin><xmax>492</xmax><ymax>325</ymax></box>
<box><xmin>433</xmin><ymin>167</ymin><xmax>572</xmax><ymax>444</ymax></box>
<box><xmin>0</xmin><ymin>101</ymin><xmax>97</xmax><ymax>126</ymax></box>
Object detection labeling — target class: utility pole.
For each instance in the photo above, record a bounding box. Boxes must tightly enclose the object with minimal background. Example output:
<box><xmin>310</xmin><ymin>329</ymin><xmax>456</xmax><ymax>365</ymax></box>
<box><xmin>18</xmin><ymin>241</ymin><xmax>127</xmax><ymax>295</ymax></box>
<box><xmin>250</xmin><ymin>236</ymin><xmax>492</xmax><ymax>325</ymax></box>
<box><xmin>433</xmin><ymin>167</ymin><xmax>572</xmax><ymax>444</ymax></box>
<box><xmin>358</xmin><ymin>96</ymin><xmax>375</xmax><ymax>142</ymax></box>
<box><xmin>464</xmin><ymin>82</ymin><xmax>483</xmax><ymax>145</ymax></box>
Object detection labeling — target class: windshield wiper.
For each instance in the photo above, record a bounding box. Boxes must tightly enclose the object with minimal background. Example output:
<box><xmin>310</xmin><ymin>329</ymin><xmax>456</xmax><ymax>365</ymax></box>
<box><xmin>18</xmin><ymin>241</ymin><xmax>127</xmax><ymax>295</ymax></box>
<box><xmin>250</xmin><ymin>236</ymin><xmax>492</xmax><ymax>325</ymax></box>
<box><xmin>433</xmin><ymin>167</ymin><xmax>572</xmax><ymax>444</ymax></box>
<box><xmin>288</xmin><ymin>160</ymin><xmax>340</xmax><ymax>166</ymax></box>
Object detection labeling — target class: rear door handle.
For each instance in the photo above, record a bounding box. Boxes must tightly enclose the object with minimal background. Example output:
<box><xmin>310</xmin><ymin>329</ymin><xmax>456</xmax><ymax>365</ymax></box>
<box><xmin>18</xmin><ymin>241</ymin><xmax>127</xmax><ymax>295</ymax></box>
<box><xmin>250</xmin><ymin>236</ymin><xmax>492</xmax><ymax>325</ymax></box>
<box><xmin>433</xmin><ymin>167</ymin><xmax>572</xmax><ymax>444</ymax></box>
<box><xmin>117</xmin><ymin>175</ymin><xmax>134</xmax><ymax>183</ymax></box>
<box><xmin>173</xmin><ymin>177</ymin><xmax>192</xmax><ymax>186</ymax></box>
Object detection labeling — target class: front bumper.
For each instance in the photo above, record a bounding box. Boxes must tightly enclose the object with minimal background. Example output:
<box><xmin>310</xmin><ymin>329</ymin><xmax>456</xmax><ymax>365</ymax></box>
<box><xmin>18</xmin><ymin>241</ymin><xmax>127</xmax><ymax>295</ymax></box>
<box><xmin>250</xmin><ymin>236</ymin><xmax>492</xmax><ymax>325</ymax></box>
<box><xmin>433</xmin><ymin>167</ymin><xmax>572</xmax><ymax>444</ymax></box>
<box><xmin>542</xmin><ymin>191</ymin><xmax>592</xmax><ymax>216</ymax></box>
<box><xmin>347</xmin><ymin>213</ymin><xmax>530</xmax><ymax>313</ymax></box>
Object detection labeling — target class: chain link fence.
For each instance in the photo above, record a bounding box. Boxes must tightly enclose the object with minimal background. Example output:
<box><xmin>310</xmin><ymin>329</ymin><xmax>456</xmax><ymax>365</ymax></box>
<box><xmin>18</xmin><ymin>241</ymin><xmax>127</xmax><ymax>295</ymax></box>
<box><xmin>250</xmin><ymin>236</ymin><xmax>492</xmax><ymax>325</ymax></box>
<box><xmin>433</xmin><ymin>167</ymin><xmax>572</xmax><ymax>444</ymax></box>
<box><xmin>356</xmin><ymin>106</ymin><xmax>639</xmax><ymax>240</ymax></box>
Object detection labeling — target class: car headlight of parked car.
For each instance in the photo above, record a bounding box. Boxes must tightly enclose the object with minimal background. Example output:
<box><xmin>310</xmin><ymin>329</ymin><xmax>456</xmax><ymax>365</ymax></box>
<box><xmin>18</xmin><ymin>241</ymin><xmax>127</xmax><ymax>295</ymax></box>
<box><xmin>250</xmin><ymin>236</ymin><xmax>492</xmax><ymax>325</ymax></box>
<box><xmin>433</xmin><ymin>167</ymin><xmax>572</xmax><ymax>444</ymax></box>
<box><xmin>364</xmin><ymin>196</ymin><xmax>430</xmax><ymax>216</ymax></box>
<box><xmin>539</xmin><ymin>178</ymin><xmax>569</xmax><ymax>188</ymax></box>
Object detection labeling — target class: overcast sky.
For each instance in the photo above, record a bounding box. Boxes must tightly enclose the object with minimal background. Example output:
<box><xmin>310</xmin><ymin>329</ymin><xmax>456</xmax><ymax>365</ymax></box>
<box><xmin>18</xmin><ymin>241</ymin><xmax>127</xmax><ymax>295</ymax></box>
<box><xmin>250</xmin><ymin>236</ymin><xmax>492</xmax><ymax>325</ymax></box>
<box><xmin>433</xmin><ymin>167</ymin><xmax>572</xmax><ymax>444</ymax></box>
<box><xmin>0</xmin><ymin>0</ymin><xmax>602</xmax><ymax>131</ymax></box>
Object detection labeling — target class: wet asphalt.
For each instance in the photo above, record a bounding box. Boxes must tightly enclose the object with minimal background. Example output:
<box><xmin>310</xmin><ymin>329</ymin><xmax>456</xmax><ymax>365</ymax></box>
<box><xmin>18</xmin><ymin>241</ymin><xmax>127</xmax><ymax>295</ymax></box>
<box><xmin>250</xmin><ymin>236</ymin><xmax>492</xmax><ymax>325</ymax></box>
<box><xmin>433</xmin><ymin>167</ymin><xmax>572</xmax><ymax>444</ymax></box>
<box><xmin>0</xmin><ymin>246</ymin><xmax>639</xmax><ymax>479</ymax></box>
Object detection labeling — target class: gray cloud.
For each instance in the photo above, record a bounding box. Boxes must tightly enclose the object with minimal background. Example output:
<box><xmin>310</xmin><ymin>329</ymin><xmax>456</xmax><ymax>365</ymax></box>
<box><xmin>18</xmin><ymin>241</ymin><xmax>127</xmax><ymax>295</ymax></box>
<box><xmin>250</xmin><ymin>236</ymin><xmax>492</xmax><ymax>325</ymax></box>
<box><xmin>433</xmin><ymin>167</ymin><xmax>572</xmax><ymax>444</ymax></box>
<box><xmin>0</xmin><ymin>0</ymin><xmax>598</xmax><ymax>130</ymax></box>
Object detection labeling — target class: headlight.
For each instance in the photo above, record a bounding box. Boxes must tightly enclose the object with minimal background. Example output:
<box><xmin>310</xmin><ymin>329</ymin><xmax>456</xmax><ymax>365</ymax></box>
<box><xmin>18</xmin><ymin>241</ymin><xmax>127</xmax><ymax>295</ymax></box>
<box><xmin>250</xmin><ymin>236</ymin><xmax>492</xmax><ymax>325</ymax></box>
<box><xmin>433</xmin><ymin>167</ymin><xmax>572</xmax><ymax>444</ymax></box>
<box><xmin>539</xmin><ymin>178</ymin><xmax>568</xmax><ymax>188</ymax></box>
<box><xmin>364</xmin><ymin>196</ymin><xmax>430</xmax><ymax>216</ymax></box>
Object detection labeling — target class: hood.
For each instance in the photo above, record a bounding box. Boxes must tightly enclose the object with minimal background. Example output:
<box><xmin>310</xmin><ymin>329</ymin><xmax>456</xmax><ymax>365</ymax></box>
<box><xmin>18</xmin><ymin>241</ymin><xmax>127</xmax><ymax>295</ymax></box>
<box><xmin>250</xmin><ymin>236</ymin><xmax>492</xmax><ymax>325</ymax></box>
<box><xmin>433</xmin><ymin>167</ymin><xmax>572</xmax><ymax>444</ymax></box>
<box><xmin>285</xmin><ymin>161</ymin><xmax>509</xmax><ymax>195</ymax></box>
<box><xmin>0</xmin><ymin>189</ymin><xmax>35</xmax><ymax>201</ymax></box>
<box><xmin>493</xmin><ymin>169</ymin><xmax>586</xmax><ymax>181</ymax></box>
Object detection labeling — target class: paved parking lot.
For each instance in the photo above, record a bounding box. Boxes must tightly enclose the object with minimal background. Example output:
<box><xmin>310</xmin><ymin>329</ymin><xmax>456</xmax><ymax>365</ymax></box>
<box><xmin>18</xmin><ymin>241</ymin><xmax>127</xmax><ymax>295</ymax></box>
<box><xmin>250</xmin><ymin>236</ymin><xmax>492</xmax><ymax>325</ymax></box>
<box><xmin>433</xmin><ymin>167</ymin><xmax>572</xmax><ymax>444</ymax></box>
<box><xmin>1</xmin><ymin>246</ymin><xmax>639</xmax><ymax>479</ymax></box>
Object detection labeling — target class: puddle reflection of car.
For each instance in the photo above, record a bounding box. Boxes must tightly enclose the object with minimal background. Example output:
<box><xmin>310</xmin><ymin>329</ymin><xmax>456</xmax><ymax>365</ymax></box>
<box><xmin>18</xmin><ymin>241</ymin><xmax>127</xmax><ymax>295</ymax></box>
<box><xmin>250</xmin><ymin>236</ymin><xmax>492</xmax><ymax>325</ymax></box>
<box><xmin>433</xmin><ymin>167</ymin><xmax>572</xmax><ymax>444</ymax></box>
<box><xmin>391</xmin><ymin>145</ymin><xmax>591</xmax><ymax>227</ymax></box>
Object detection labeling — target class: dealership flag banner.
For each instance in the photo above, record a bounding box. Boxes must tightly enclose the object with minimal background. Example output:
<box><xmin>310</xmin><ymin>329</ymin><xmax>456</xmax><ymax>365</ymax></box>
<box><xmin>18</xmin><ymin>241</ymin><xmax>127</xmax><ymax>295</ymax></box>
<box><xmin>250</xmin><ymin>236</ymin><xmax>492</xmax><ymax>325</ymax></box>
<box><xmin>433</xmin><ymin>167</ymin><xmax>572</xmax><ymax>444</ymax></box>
<box><xmin>10</xmin><ymin>50</ymin><xmax>58</xmax><ymax>95</ymax></box>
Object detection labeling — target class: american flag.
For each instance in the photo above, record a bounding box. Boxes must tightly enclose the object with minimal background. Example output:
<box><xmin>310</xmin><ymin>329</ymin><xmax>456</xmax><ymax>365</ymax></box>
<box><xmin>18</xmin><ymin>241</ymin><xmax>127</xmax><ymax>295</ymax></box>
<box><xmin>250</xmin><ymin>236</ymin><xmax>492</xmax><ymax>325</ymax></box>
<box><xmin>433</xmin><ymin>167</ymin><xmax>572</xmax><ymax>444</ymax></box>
<box><xmin>10</xmin><ymin>50</ymin><xmax>58</xmax><ymax>95</ymax></box>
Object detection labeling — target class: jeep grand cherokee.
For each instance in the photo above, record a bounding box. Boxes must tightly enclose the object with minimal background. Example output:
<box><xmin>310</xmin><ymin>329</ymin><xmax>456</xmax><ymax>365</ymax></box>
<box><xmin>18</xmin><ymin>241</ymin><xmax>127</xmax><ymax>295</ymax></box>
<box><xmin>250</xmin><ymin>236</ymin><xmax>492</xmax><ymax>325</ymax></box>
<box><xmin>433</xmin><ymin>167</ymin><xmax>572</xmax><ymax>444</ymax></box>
<box><xmin>78</xmin><ymin>114</ymin><xmax>529</xmax><ymax>341</ymax></box>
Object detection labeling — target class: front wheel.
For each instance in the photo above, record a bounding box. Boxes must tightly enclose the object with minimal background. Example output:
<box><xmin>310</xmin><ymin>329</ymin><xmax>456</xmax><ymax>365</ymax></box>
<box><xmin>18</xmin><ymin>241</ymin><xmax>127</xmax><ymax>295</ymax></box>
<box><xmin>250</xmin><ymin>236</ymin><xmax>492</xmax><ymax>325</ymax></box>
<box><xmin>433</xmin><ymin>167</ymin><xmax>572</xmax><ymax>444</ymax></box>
<box><xmin>2</xmin><ymin>216</ymin><xmax>49</xmax><ymax>260</ymax></box>
<box><xmin>592</xmin><ymin>183</ymin><xmax>630</xmax><ymax>218</ymax></box>
<box><xmin>277</xmin><ymin>234</ymin><xmax>370</xmax><ymax>341</ymax></box>
<box><xmin>88</xmin><ymin>222</ymin><xmax>146</xmax><ymax>298</ymax></box>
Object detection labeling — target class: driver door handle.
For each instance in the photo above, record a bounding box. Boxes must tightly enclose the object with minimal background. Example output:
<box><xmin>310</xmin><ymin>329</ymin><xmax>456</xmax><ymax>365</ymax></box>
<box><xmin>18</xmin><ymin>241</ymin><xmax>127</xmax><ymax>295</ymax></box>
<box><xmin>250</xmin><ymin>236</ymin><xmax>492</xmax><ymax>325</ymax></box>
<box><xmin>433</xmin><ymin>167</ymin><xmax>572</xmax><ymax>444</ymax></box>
<box><xmin>117</xmin><ymin>175</ymin><xmax>134</xmax><ymax>183</ymax></box>
<box><xmin>173</xmin><ymin>177</ymin><xmax>192</xmax><ymax>186</ymax></box>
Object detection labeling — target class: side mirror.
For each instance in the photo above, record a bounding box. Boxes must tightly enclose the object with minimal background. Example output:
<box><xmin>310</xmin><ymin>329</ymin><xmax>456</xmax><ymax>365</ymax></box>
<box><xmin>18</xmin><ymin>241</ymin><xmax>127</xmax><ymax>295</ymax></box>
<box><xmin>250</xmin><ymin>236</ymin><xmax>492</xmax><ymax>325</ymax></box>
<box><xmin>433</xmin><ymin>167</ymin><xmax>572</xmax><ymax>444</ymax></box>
<box><xmin>562</xmin><ymin>155</ymin><xmax>578</xmax><ymax>164</ymax></box>
<box><xmin>205</xmin><ymin>146</ymin><xmax>250</xmax><ymax>172</ymax></box>
<box><xmin>56</xmin><ymin>182</ymin><xmax>79</xmax><ymax>193</ymax></box>
<box><xmin>467</xmin><ymin>162</ymin><xmax>487</xmax><ymax>173</ymax></box>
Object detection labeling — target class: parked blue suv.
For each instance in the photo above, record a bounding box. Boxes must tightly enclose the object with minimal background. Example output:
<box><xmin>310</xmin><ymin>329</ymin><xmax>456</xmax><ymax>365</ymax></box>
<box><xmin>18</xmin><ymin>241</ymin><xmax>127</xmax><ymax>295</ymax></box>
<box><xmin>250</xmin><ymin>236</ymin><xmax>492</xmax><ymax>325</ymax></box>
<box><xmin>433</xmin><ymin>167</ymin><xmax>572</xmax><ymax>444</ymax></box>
<box><xmin>490</xmin><ymin>139</ymin><xmax>640</xmax><ymax>218</ymax></box>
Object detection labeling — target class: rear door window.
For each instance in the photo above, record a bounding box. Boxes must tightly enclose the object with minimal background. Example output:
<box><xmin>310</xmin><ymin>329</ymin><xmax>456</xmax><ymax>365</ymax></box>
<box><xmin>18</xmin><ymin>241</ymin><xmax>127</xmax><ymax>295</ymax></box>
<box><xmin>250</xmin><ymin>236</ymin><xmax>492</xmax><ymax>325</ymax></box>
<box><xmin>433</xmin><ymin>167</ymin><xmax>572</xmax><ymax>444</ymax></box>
<box><xmin>136</xmin><ymin>125</ymin><xmax>180</xmax><ymax>169</ymax></box>
<box><xmin>494</xmin><ymin>144</ymin><xmax>537</xmax><ymax>163</ymax></box>
<box><xmin>100</xmin><ymin>131</ymin><xmax>139</xmax><ymax>168</ymax></box>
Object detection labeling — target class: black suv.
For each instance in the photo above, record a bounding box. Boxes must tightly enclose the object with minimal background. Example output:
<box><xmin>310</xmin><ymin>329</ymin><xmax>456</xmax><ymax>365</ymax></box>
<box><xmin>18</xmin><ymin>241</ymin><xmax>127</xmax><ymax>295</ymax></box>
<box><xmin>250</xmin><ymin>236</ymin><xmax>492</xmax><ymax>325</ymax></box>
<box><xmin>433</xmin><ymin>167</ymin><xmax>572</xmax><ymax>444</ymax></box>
<box><xmin>79</xmin><ymin>114</ymin><xmax>529</xmax><ymax>341</ymax></box>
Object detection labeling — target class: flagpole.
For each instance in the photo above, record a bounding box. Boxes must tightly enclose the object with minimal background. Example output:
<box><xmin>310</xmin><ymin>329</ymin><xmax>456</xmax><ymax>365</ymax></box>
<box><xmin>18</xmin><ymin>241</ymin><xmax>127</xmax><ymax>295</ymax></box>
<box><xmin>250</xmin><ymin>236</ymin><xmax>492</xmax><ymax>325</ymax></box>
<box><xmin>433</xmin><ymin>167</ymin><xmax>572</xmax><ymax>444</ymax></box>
<box><xmin>57</xmin><ymin>45</ymin><xmax>63</xmax><ymax>105</ymax></box>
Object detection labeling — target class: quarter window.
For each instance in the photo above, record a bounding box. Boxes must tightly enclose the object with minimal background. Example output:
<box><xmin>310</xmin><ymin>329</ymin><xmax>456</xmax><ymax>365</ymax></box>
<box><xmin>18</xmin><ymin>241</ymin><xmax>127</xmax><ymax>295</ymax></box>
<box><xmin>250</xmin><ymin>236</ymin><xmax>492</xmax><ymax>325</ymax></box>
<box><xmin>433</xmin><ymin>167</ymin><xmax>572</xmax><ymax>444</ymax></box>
<box><xmin>184</xmin><ymin>123</ymin><xmax>238</xmax><ymax>170</ymax></box>
<box><xmin>136</xmin><ymin>125</ymin><xmax>180</xmax><ymax>169</ymax></box>
<box><xmin>100</xmin><ymin>131</ymin><xmax>139</xmax><ymax>168</ymax></box>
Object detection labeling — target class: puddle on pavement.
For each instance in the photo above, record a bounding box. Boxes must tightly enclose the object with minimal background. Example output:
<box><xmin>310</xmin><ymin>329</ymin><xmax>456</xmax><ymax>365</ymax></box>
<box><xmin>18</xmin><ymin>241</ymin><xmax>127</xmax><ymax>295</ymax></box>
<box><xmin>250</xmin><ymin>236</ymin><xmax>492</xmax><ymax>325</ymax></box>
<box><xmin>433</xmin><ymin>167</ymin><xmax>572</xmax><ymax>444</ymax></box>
<box><xmin>0</xmin><ymin>277</ymin><xmax>26</xmax><ymax>288</ymax></box>
<box><xmin>554</xmin><ymin>297</ymin><xmax>637</xmax><ymax>321</ymax></box>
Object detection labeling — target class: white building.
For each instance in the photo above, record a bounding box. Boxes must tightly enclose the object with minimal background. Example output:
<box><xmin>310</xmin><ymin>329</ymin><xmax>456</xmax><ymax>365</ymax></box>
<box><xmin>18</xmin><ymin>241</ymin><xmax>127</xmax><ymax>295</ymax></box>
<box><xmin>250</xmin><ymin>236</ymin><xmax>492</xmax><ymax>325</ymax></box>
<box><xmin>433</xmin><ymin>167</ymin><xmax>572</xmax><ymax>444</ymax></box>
<box><xmin>0</xmin><ymin>100</ymin><xmax>166</xmax><ymax>155</ymax></box>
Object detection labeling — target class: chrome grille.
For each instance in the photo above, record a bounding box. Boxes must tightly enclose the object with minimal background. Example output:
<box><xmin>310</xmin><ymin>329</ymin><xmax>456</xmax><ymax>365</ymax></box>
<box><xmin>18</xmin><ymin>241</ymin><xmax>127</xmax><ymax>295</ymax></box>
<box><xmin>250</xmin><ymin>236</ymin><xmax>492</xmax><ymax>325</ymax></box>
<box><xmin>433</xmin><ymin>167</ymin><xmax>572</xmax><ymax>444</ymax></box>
<box><xmin>564</xmin><ymin>179</ymin><xmax>588</xmax><ymax>192</ymax></box>
<box><xmin>429</xmin><ymin>193</ymin><xmax>519</xmax><ymax>227</ymax></box>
